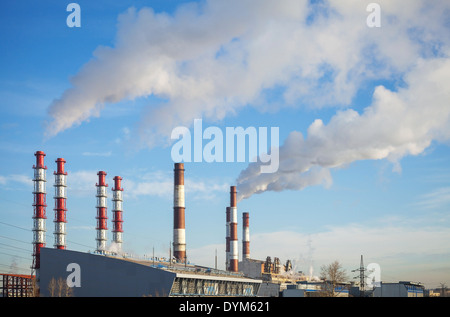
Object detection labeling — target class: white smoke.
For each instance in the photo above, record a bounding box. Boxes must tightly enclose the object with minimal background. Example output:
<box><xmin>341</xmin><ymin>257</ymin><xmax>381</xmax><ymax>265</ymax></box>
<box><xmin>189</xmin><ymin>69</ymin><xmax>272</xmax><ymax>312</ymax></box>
<box><xmin>45</xmin><ymin>0</ymin><xmax>450</xmax><ymax>149</ymax></box>
<box><xmin>237</xmin><ymin>57</ymin><xmax>450</xmax><ymax>200</ymax></box>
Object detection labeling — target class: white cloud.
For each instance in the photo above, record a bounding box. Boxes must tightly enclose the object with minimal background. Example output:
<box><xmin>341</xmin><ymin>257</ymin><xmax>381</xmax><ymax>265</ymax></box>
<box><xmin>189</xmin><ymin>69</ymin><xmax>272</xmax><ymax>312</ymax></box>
<box><xmin>414</xmin><ymin>187</ymin><xmax>450</xmax><ymax>210</ymax></box>
<box><xmin>121</xmin><ymin>170</ymin><xmax>229</xmax><ymax>200</ymax></box>
<box><xmin>82</xmin><ymin>151</ymin><xmax>112</xmax><ymax>157</ymax></box>
<box><xmin>45</xmin><ymin>0</ymin><xmax>450</xmax><ymax>149</ymax></box>
<box><xmin>66</xmin><ymin>170</ymin><xmax>100</xmax><ymax>196</ymax></box>
<box><xmin>0</xmin><ymin>174</ymin><xmax>32</xmax><ymax>189</ymax></box>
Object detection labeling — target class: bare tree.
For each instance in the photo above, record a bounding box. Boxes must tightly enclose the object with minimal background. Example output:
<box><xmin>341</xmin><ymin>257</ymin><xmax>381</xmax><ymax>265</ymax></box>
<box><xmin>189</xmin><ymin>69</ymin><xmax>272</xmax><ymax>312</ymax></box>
<box><xmin>319</xmin><ymin>260</ymin><xmax>349</xmax><ymax>297</ymax></box>
<box><xmin>47</xmin><ymin>277</ymin><xmax>73</xmax><ymax>297</ymax></box>
<box><xmin>48</xmin><ymin>277</ymin><xmax>56</xmax><ymax>297</ymax></box>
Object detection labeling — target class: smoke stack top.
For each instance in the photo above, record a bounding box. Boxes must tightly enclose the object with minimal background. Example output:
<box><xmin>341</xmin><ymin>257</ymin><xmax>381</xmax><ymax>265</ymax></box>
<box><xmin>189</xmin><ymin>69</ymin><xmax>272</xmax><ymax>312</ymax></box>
<box><xmin>230</xmin><ymin>186</ymin><xmax>237</xmax><ymax>207</ymax></box>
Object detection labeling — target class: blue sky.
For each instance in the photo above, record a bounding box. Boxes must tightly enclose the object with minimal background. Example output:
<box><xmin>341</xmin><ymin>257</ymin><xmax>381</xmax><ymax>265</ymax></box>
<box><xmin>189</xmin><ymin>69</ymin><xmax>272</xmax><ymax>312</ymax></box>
<box><xmin>1</xmin><ymin>0</ymin><xmax>450</xmax><ymax>289</ymax></box>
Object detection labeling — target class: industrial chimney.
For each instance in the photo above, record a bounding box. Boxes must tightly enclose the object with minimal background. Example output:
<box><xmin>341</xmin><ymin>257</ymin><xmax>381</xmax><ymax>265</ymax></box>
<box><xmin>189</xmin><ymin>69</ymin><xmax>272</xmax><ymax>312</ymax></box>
<box><xmin>173</xmin><ymin>163</ymin><xmax>186</xmax><ymax>262</ymax></box>
<box><xmin>229</xmin><ymin>186</ymin><xmax>238</xmax><ymax>272</ymax></box>
<box><xmin>32</xmin><ymin>151</ymin><xmax>47</xmax><ymax>271</ymax></box>
<box><xmin>225</xmin><ymin>207</ymin><xmax>230</xmax><ymax>270</ymax></box>
<box><xmin>95</xmin><ymin>171</ymin><xmax>108</xmax><ymax>254</ymax></box>
<box><xmin>53</xmin><ymin>158</ymin><xmax>67</xmax><ymax>250</ymax></box>
<box><xmin>242</xmin><ymin>212</ymin><xmax>250</xmax><ymax>260</ymax></box>
<box><xmin>111</xmin><ymin>176</ymin><xmax>124</xmax><ymax>253</ymax></box>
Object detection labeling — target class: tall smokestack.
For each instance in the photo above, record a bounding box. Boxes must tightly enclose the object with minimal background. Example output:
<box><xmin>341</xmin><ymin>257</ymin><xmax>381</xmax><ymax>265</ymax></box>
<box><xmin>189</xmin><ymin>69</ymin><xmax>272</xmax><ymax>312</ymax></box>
<box><xmin>112</xmin><ymin>176</ymin><xmax>124</xmax><ymax>253</ymax></box>
<box><xmin>53</xmin><ymin>158</ymin><xmax>67</xmax><ymax>250</ymax></box>
<box><xmin>229</xmin><ymin>186</ymin><xmax>238</xmax><ymax>272</ymax></box>
<box><xmin>225</xmin><ymin>207</ymin><xmax>230</xmax><ymax>270</ymax></box>
<box><xmin>173</xmin><ymin>163</ymin><xmax>186</xmax><ymax>262</ymax></box>
<box><xmin>242</xmin><ymin>212</ymin><xmax>250</xmax><ymax>260</ymax></box>
<box><xmin>95</xmin><ymin>171</ymin><xmax>108</xmax><ymax>254</ymax></box>
<box><xmin>32</xmin><ymin>151</ymin><xmax>47</xmax><ymax>271</ymax></box>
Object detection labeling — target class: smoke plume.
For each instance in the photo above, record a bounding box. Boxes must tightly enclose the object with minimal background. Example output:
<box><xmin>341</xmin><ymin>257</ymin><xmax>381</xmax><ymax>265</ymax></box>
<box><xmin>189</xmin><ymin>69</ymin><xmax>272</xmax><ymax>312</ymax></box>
<box><xmin>237</xmin><ymin>57</ymin><xmax>450</xmax><ymax>200</ymax></box>
<box><xmin>46</xmin><ymin>1</ymin><xmax>450</xmax><ymax>148</ymax></box>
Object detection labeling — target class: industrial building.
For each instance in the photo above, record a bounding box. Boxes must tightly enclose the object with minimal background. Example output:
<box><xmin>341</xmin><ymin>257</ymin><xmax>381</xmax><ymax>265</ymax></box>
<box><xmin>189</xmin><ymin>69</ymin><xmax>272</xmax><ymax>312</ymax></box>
<box><xmin>27</xmin><ymin>152</ymin><xmax>267</xmax><ymax>297</ymax></box>
<box><xmin>0</xmin><ymin>151</ymin><xmax>432</xmax><ymax>298</ymax></box>
<box><xmin>39</xmin><ymin>247</ymin><xmax>261</xmax><ymax>297</ymax></box>
<box><xmin>372</xmin><ymin>281</ymin><xmax>425</xmax><ymax>297</ymax></box>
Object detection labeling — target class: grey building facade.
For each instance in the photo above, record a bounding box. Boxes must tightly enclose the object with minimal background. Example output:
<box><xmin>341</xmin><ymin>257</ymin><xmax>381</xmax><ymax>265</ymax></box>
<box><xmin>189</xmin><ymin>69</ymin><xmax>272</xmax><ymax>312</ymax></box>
<box><xmin>39</xmin><ymin>248</ymin><xmax>261</xmax><ymax>297</ymax></box>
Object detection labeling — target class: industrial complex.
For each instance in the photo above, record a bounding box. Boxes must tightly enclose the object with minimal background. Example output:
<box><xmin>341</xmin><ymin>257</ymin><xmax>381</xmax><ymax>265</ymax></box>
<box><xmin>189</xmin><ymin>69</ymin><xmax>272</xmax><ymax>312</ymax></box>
<box><xmin>0</xmin><ymin>151</ymin><xmax>431</xmax><ymax>297</ymax></box>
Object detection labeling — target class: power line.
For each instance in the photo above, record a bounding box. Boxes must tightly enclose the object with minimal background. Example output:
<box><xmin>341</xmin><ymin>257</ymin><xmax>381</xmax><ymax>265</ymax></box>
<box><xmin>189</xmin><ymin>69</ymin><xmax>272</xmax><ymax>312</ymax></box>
<box><xmin>0</xmin><ymin>220</ymin><xmax>30</xmax><ymax>232</ymax></box>
<box><xmin>0</xmin><ymin>251</ymin><xmax>31</xmax><ymax>261</ymax></box>
<box><xmin>0</xmin><ymin>234</ymin><xmax>30</xmax><ymax>245</ymax></box>
<box><xmin>0</xmin><ymin>218</ymin><xmax>96</xmax><ymax>250</ymax></box>
<box><xmin>0</xmin><ymin>263</ymin><xmax>31</xmax><ymax>273</ymax></box>
<box><xmin>0</xmin><ymin>242</ymin><xmax>31</xmax><ymax>254</ymax></box>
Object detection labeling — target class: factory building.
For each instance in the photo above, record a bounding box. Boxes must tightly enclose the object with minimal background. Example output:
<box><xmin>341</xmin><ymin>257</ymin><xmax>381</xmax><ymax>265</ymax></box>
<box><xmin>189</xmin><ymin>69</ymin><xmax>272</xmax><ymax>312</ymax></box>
<box><xmin>28</xmin><ymin>152</ymin><xmax>264</xmax><ymax>297</ymax></box>
<box><xmin>372</xmin><ymin>281</ymin><xmax>425</xmax><ymax>297</ymax></box>
<box><xmin>39</xmin><ymin>248</ymin><xmax>261</xmax><ymax>297</ymax></box>
<box><xmin>2</xmin><ymin>151</ymin><xmax>427</xmax><ymax>298</ymax></box>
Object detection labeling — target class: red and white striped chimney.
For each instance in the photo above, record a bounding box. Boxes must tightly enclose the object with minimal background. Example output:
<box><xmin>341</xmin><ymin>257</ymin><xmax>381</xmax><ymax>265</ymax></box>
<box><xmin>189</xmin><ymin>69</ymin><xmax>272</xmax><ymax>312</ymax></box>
<box><xmin>95</xmin><ymin>171</ymin><xmax>108</xmax><ymax>254</ymax></box>
<box><xmin>242</xmin><ymin>212</ymin><xmax>250</xmax><ymax>260</ymax></box>
<box><xmin>229</xmin><ymin>186</ymin><xmax>238</xmax><ymax>272</ymax></box>
<box><xmin>225</xmin><ymin>206</ymin><xmax>230</xmax><ymax>270</ymax></box>
<box><xmin>173</xmin><ymin>163</ymin><xmax>186</xmax><ymax>262</ymax></box>
<box><xmin>53</xmin><ymin>158</ymin><xmax>67</xmax><ymax>250</ymax></box>
<box><xmin>112</xmin><ymin>176</ymin><xmax>124</xmax><ymax>252</ymax></box>
<box><xmin>32</xmin><ymin>151</ymin><xmax>47</xmax><ymax>271</ymax></box>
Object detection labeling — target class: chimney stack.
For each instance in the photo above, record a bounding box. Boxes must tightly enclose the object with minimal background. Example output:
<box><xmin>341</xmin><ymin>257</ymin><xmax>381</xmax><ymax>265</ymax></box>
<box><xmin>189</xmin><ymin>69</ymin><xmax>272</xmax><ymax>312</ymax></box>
<box><xmin>112</xmin><ymin>176</ymin><xmax>124</xmax><ymax>253</ymax></box>
<box><xmin>228</xmin><ymin>186</ymin><xmax>238</xmax><ymax>272</ymax></box>
<box><xmin>53</xmin><ymin>158</ymin><xmax>67</xmax><ymax>250</ymax></box>
<box><xmin>242</xmin><ymin>212</ymin><xmax>250</xmax><ymax>260</ymax></box>
<box><xmin>32</xmin><ymin>151</ymin><xmax>47</xmax><ymax>271</ymax></box>
<box><xmin>225</xmin><ymin>207</ymin><xmax>230</xmax><ymax>270</ymax></box>
<box><xmin>95</xmin><ymin>171</ymin><xmax>108</xmax><ymax>254</ymax></box>
<box><xmin>173</xmin><ymin>163</ymin><xmax>186</xmax><ymax>262</ymax></box>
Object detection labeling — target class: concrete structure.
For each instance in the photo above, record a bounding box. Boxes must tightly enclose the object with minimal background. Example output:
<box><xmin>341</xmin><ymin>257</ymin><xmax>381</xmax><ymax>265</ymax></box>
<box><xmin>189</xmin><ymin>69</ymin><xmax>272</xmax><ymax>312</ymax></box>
<box><xmin>239</xmin><ymin>258</ymin><xmax>265</xmax><ymax>279</ymax></box>
<box><xmin>39</xmin><ymin>248</ymin><xmax>262</xmax><ymax>297</ymax></box>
